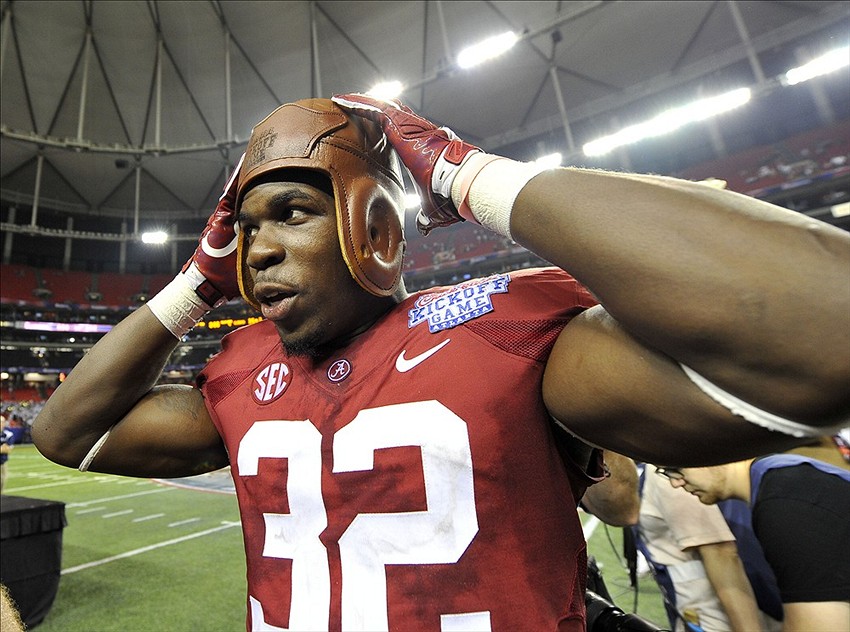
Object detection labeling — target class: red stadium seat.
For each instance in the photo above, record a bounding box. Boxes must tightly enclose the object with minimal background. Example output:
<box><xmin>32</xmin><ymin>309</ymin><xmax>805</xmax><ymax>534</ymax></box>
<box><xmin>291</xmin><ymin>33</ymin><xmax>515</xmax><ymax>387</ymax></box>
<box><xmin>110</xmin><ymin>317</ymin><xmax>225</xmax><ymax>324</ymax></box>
<box><xmin>0</xmin><ymin>264</ymin><xmax>39</xmax><ymax>302</ymax></box>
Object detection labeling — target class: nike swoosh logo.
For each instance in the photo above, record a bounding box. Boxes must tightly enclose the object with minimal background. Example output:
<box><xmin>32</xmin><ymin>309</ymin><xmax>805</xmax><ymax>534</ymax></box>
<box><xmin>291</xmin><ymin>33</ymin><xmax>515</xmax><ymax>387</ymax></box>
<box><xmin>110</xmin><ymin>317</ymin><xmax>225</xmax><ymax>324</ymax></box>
<box><xmin>395</xmin><ymin>338</ymin><xmax>451</xmax><ymax>373</ymax></box>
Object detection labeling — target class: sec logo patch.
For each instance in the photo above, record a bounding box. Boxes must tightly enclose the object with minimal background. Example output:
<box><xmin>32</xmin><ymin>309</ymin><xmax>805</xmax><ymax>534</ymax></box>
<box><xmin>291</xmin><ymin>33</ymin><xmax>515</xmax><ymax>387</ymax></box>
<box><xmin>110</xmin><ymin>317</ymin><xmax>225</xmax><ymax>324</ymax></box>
<box><xmin>252</xmin><ymin>362</ymin><xmax>290</xmax><ymax>404</ymax></box>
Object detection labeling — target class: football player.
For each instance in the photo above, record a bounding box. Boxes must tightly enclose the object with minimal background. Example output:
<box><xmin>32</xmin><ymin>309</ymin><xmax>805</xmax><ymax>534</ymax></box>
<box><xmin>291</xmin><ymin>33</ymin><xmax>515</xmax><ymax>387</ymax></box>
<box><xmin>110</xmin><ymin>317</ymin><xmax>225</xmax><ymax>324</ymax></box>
<box><xmin>33</xmin><ymin>96</ymin><xmax>849</xmax><ymax>631</ymax></box>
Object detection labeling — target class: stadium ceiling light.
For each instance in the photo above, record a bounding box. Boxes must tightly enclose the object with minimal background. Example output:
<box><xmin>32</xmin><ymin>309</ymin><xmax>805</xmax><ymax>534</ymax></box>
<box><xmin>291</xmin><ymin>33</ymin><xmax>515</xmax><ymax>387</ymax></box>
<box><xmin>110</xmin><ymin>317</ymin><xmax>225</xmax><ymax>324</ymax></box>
<box><xmin>367</xmin><ymin>80</ymin><xmax>405</xmax><ymax>100</ymax></box>
<box><xmin>535</xmin><ymin>152</ymin><xmax>563</xmax><ymax>169</ymax></box>
<box><xmin>405</xmin><ymin>192</ymin><xmax>422</xmax><ymax>209</ymax></box>
<box><xmin>583</xmin><ymin>87</ymin><xmax>752</xmax><ymax>157</ymax></box>
<box><xmin>457</xmin><ymin>31</ymin><xmax>519</xmax><ymax>69</ymax></box>
<box><xmin>141</xmin><ymin>230</ymin><xmax>168</xmax><ymax>244</ymax></box>
<box><xmin>783</xmin><ymin>46</ymin><xmax>850</xmax><ymax>86</ymax></box>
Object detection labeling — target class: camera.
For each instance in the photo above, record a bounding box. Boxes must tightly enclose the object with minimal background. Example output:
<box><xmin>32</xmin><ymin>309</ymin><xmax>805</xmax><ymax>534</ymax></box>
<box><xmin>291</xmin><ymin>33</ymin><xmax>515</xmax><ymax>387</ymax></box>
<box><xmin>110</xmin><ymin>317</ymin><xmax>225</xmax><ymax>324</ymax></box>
<box><xmin>585</xmin><ymin>590</ymin><xmax>666</xmax><ymax>632</ymax></box>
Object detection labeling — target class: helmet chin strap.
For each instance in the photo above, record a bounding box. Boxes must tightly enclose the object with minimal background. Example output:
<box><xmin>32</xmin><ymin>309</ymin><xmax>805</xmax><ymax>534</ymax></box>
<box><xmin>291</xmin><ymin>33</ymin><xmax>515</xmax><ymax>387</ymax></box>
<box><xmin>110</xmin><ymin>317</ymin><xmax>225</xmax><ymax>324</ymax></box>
<box><xmin>236</xmin><ymin>231</ymin><xmax>261</xmax><ymax>311</ymax></box>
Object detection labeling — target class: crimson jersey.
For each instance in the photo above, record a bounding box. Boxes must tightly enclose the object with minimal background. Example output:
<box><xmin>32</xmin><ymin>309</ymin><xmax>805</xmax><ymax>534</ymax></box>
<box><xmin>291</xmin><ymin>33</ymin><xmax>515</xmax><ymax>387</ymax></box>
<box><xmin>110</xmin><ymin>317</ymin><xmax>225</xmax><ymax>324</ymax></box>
<box><xmin>198</xmin><ymin>267</ymin><xmax>601</xmax><ymax>632</ymax></box>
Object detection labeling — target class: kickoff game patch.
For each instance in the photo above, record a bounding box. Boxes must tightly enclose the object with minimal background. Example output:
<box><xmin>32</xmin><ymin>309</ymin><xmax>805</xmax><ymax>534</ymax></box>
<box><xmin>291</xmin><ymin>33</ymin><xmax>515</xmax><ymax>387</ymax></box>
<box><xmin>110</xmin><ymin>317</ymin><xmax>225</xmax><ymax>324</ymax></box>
<box><xmin>408</xmin><ymin>274</ymin><xmax>511</xmax><ymax>333</ymax></box>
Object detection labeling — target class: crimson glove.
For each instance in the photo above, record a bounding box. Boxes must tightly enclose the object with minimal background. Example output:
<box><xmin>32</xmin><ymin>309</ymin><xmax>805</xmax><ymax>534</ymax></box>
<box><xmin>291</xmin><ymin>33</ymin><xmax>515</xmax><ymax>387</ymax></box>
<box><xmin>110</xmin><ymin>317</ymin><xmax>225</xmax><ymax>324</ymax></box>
<box><xmin>332</xmin><ymin>93</ymin><xmax>481</xmax><ymax>235</ymax></box>
<box><xmin>181</xmin><ymin>154</ymin><xmax>244</xmax><ymax>307</ymax></box>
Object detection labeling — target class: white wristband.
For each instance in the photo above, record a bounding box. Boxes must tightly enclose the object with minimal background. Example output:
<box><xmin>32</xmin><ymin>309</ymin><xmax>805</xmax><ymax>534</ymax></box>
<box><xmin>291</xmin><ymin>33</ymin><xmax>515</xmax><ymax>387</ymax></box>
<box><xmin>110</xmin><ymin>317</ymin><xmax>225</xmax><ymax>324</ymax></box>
<box><xmin>146</xmin><ymin>270</ymin><xmax>212</xmax><ymax>339</ymax></box>
<box><xmin>680</xmin><ymin>363</ymin><xmax>848</xmax><ymax>438</ymax></box>
<box><xmin>451</xmin><ymin>154</ymin><xmax>550</xmax><ymax>239</ymax></box>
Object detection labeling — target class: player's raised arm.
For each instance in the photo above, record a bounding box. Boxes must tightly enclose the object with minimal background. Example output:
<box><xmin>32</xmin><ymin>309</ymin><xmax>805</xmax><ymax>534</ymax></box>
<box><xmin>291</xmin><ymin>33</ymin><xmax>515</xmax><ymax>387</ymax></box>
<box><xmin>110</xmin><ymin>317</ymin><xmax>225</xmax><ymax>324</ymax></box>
<box><xmin>31</xmin><ymin>161</ymin><xmax>247</xmax><ymax>478</ymax></box>
<box><xmin>332</xmin><ymin>93</ymin><xmax>849</xmax><ymax>464</ymax></box>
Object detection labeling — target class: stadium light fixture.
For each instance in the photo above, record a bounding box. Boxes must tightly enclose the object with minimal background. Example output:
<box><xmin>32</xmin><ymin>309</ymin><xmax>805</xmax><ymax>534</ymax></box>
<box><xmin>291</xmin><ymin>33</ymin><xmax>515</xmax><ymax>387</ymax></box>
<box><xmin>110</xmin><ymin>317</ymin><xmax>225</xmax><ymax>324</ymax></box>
<box><xmin>141</xmin><ymin>230</ymin><xmax>168</xmax><ymax>244</ymax></box>
<box><xmin>405</xmin><ymin>192</ymin><xmax>422</xmax><ymax>209</ymax></box>
<box><xmin>583</xmin><ymin>87</ymin><xmax>752</xmax><ymax>157</ymax></box>
<box><xmin>783</xmin><ymin>46</ymin><xmax>850</xmax><ymax>86</ymax></box>
<box><xmin>367</xmin><ymin>80</ymin><xmax>405</xmax><ymax>100</ymax></box>
<box><xmin>457</xmin><ymin>31</ymin><xmax>519</xmax><ymax>69</ymax></box>
<box><xmin>535</xmin><ymin>152</ymin><xmax>563</xmax><ymax>169</ymax></box>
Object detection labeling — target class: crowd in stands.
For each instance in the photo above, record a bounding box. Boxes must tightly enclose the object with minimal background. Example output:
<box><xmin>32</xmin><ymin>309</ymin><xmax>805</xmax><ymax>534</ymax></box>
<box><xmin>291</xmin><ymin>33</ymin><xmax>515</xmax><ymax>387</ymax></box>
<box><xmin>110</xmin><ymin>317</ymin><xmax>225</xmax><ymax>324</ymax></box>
<box><xmin>1</xmin><ymin>394</ymin><xmax>48</xmax><ymax>444</ymax></box>
<box><xmin>675</xmin><ymin>119</ymin><xmax>850</xmax><ymax>200</ymax></box>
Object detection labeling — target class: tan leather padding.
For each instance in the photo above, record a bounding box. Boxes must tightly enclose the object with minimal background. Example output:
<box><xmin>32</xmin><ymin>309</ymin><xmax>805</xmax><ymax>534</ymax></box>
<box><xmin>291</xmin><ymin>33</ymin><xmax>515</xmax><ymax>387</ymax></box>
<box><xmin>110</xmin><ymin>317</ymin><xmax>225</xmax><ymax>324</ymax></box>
<box><xmin>236</xmin><ymin>99</ymin><xmax>405</xmax><ymax>306</ymax></box>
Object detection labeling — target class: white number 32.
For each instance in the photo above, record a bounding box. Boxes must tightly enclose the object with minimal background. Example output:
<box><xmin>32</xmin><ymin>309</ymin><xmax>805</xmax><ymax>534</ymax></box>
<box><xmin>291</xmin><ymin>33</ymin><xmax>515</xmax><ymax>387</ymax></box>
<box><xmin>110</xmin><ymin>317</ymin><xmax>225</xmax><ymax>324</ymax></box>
<box><xmin>238</xmin><ymin>400</ymin><xmax>489</xmax><ymax>631</ymax></box>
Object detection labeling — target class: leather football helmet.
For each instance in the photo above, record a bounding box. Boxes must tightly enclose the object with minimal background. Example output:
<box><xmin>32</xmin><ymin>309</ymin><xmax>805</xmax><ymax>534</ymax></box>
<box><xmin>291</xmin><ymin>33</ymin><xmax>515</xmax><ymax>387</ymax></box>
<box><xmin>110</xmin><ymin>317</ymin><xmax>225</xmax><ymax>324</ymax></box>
<box><xmin>236</xmin><ymin>98</ymin><xmax>406</xmax><ymax>308</ymax></box>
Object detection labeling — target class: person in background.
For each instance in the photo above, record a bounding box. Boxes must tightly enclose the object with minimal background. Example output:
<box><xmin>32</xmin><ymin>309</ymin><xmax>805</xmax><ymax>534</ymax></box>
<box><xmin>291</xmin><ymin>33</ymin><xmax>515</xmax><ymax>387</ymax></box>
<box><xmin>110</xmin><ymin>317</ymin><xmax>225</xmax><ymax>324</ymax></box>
<box><xmin>784</xmin><ymin>433</ymin><xmax>850</xmax><ymax>470</ymax></box>
<box><xmin>1</xmin><ymin>415</ymin><xmax>16</xmax><ymax>492</ymax></box>
<box><xmin>640</xmin><ymin>464</ymin><xmax>768</xmax><ymax>632</ymax></box>
<box><xmin>664</xmin><ymin>455</ymin><xmax>850</xmax><ymax>632</ymax></box>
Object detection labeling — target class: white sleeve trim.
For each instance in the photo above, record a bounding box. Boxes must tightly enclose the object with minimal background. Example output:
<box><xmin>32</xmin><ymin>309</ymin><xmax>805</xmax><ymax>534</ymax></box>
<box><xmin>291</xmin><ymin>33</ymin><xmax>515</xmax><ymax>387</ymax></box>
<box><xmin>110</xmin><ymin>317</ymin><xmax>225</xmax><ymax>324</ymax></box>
<box><xmin>78</xmin><ymin>426</ymin><xmax>114</xmax><ymax>472</ymax></box>
<box><xmin>679</xmin><ymin>363</ymin><xmax>847</xmax><ymax>438</ymax></box>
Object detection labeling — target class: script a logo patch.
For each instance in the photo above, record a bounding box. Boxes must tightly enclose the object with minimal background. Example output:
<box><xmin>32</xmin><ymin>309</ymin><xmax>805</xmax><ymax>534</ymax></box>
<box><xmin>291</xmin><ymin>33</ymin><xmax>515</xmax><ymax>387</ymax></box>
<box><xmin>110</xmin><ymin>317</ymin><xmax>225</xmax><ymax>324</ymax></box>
<box><xmin>408</xmin><ymin>273</ymin><xmax>510</xmax><ymax>333</ymax></box>
<box><xmin>252</xmin><ymin>362</ymin><xmax>290</xmax><ymax>404</ymax></box>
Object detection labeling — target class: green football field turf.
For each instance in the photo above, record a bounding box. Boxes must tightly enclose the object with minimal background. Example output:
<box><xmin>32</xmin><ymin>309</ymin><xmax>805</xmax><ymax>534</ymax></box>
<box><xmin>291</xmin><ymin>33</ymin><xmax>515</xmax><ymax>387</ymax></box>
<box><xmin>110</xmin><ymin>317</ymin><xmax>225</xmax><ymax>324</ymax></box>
<box><xmin>2</xmin><ymin>443</ymin><xmax>670</xmax><ymax>631</ymax></box>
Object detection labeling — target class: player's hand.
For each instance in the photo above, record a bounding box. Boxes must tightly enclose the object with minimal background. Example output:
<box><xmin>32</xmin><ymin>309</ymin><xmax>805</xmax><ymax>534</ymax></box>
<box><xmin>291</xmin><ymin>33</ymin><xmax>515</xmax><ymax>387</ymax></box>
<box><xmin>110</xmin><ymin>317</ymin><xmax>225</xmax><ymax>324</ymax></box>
<box><xmin>181</xmin><ymin>154</ymin><xmax>244</xmax><ymax>307</ymax></box>
<box><xmin>332</xmin><ymin>93</ymin><xmax>481</xmax><ymax>235</ymax></box>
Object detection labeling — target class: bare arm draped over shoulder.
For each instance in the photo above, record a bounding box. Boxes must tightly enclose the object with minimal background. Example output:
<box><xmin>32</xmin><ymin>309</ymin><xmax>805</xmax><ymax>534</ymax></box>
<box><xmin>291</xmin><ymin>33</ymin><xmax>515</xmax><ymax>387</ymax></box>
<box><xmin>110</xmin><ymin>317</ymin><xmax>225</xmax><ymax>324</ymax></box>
<box><xmin>510</xmin><ymin>169</ymin><xmax>849</xmax><ymax>463</ymax></box>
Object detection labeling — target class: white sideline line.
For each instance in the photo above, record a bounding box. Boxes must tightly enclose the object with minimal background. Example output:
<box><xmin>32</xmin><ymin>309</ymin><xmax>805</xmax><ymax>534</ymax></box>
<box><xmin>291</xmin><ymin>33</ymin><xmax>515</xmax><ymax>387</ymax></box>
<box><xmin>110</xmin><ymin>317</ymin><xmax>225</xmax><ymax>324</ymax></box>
<box><xmin>582</xmin><ymin>515</ymin><xmax>601</xmax><ymax>540</ymax></box>
<box><xmin>132</xmin><ymin>513</ymin><xmax>165</xmax><ymax>523</ymax></box>
<box><xmin>5</xmin><ymin>478</ymin><xmax>94</xmax><ymax>493</ymax></box>
<box><xmin>66</xmin><ymin>487</ymin><xmax>171</xmax><ymax>508</ymax></box>
<box><xmin>61</xmin><ymin>521</ymin><xmax>241</xmax><ymax>575</ymax></box>
<box><xmin>102</xmin><ymin>509</ymin><xmax>134</xmax><ymax>519</ymax></box>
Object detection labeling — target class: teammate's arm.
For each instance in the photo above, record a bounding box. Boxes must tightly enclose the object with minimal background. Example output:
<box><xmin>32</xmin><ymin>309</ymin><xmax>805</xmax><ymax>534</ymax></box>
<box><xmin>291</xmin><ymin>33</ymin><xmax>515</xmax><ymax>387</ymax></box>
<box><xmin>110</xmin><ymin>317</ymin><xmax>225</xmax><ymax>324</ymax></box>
<box><xmin>512</xmin><ymin>169</ymin><xmax>849</xmax><ymax>430</ymax></box>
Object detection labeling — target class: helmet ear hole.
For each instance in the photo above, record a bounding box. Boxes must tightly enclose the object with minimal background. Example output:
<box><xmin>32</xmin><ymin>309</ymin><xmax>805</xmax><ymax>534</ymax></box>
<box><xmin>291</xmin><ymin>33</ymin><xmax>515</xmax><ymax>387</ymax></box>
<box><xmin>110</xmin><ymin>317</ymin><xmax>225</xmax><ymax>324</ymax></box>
<box><xmin>338</xmin><ymin>185</ymin><xmax>405</xmax><ymax>296</ymax></box>
<box><xmin>366</xmin><ymin>197</ymin><xmax>401</xmax><ymax>264</ymax></box>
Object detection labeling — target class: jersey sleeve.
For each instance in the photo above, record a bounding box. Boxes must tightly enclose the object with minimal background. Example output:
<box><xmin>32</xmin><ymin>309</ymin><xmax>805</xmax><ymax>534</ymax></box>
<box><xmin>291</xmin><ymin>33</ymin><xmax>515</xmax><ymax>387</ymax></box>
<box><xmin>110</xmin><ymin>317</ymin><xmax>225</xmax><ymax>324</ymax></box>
<box><xmin>464</xmin><ymin>267</ymin><xmax>598</xmax><ymax>363</ymax></box>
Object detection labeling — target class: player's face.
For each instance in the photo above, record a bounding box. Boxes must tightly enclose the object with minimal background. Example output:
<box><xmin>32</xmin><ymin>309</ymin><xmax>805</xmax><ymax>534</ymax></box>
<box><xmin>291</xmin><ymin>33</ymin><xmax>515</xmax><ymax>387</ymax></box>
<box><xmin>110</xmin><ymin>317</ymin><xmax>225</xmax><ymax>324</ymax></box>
<box><xmin>239</xmin><ymin>178</ymin><xmax>391</xmax><ymax>356</ymax></box>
